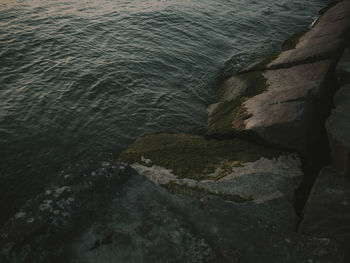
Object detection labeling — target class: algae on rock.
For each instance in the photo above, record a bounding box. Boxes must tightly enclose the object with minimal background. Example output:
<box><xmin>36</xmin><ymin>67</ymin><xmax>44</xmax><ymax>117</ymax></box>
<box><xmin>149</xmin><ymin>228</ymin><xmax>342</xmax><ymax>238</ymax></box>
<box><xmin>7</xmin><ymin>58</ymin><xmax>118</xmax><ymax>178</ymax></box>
<box><xmin>207</xmin><ymin>70</ymin><xmax>268</xmax><ymax>136</ymax></box>
<box><xmin>118</xmin><ymin>133</ymin><xmax>282</xmax><ymax>180</ymax></box>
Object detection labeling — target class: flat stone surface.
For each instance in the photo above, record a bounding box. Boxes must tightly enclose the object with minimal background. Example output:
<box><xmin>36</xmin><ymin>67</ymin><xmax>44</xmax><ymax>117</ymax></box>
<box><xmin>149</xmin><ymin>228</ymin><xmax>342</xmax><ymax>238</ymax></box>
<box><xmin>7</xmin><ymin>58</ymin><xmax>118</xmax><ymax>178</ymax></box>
<box><xmin>122</xmin><ymin>133</ymin><xmax>303</xmax><ymax>230</ymax></box>
<box><xmin>243</xmin><ymin>60</ymin><xmax>332</xmax><ymax>154</ymax></box>
<box><xmin>0</xmin><ymin>158</ymin><xmax>345</xmax><ymax>263</ymax></box>
<box><xmin>203</xmin><ymin>155</ymin><xmax>302</xmax><ymax>201</ymax></box>
<box><xmin>134</xmin><ymin>155</ymin><xmax>302</xmax><ymax>201</ymax></box>
<box><xmin>118</xmin><ymin>133</ymin><xmax>302</xmax><ymax>202</ymax></box>
<box><xmin>268</xmin><ymin>0</ymin><xmax>350</xmax><ymax>68</ymax></box>
<box><xmin>133</xmin><ymin>154</ymin><xmax>303</xmax><ymax>231</ymax></box>
<box><xmin>208</xmin><ymin>60</ymin><xmax>333</xmax><ymax>155</ymax></box>
<box><xmin>208</xmin><ymin>1</ymin><xmax>350</xmax><ymax>154</ymax></box>
<box><xmin>326</xmin><ymin>84</ymin><xmax>350</xmax><ymax>176</ymax></box>
<box><xmin>299</xmin><ymin>166</ymin><xmax>350</xmax><ymax>261</ymax></box>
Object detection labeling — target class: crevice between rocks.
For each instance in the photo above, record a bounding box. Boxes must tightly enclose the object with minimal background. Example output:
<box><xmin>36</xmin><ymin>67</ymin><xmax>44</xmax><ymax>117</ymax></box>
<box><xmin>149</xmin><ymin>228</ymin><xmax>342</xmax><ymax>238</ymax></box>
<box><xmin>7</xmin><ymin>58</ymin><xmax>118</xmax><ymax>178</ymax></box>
<box><xmin>293</xmin><ymin>68</ymin><xmax>339</xmax><ymax>229</ymax></box>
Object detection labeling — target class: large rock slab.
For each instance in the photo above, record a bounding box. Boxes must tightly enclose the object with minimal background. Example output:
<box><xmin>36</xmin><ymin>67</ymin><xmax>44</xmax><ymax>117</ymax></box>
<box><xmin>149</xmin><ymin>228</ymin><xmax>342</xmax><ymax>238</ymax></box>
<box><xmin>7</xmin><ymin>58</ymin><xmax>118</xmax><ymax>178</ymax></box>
<box><xmin>118</xmin><ymin>133</ymin><xmax>303</xmax><ymax>230</ymax></box>
<box><xmin>208</xmin><ymin>1</ymin><xmax>350</xmax><ymax>155</ymax></box>
<box><xmin>208</xmin><ymin>60</ymin><xmax>334</xmax><ymax>155</ymax></box>
<box><xmin>299</xmin><ymin>166</ymin><xmax>350</xmax><ymax>262</ymax></box>
<box><xmin>0</xmin><ymin>157</ymin><xmax>344</xmax><ymax>263</ymax></box>
<box><xmin>326</xmin><ymin>84</ymin><xmax>350</xmax><ymax>176</ymax></box>
<box><xmin>130</xmin><ymin>154</ymin><xmax>302</xmax><ymax>202</ymax></box>
<box><xmin>132</xmin><ymin>155</ymin><xmax>302</xmax><ymax>231</ymax></box>
<box><xmin>267</xmin><ymin>0</ymin><xmax>350</xmax><ymax>69</ymax></box>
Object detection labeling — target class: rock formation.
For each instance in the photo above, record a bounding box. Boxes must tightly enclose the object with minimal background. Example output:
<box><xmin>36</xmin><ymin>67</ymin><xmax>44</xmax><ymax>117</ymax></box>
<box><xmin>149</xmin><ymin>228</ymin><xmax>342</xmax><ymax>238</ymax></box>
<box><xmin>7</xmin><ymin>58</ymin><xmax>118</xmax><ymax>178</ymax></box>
<box><xmin>299</xmin><ymin>167</ymin><xmax>350</xmax><ymax>262</ymax></box>
<box><xmin>208</xmin><ymin>0</ymin><xmax>350</xmax><ymax>158</ymax></box>
<box><xmin>0</xmin><ymin>157</ymin><xmax>343</xmax><ymax>263</ymax></box>
<box><xmin>2</xmin><ymin>0</ymin><xmax>350</xmax><ymax>262</ymax></box>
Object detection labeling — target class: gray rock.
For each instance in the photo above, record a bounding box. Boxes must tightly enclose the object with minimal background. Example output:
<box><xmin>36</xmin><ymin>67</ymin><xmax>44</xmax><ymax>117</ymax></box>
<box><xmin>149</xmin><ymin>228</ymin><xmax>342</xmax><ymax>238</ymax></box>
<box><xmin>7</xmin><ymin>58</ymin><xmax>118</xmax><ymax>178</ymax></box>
<box><xmin>268</xmin><ymin>0</ymin><xmax>350</xmax><ymax>69</ymax></box>
<box><xmin>299</xmin><ymin>166</ymin><xmax>350</xmax><ymax>262</ymax></box>
<box><xmin>0</xmin><ymin>158</ymin><xmax>344</xmax><ymax>263</ymax></box>
<box><xmin>326</xmin><ymin>84</ymin><xmax>350</xmax><ymax>176</ymax></box>
<box><xmin>208</xmin><ymin>60</ymin><xmax>334</xmax><ymax>156</ymax></box>
<box><xmin>244</xmin><ymin>60</ymin><xmax>332</xmax><ymax>154</ymax></box>
<box><xmin>133</xmin><ymin>154</ymin><xmax>303</xmax><ymax>231</ymax></box>
<box><xmin>208</xmin><ymin>1</ymin><xmax>350</xmax><ymax>156</ymax></box>
<box><xmin>136</xmin><ymin>154</ymin><xmax>302</xmax><ymax>202</ymax></box>
<box><xmin>118</xmin><ymin>133</ymin><xmax>303</xmax><ymax>228</ymax></box>
<box><xmin>202</xmin><ymin>155</ymin><xmax>302</xmax><ymax>203</ymax></box>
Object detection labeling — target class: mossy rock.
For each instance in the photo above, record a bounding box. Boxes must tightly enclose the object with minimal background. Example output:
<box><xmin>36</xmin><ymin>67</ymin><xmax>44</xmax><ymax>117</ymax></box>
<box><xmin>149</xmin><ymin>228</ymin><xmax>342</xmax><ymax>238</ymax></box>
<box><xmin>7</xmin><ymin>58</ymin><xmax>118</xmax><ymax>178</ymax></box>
<box><xmin>217</xmin><ymin>75</ymin><xmax>250</xmax><ymax>102</ymax></box>
<box><xmin>207</xmin><ymin>71</ymin><xmax>267</xmax><ymax>136</ymax></box>
<box><xmin>161</xmin><ymin>181</ymin><xmax>253</xmax><ymax>203</ymax></box>
<box><xmin>118</xmin><ymin>133</ymin><xmax>282</xmax><ymax>180</ymax></box>
<box><xmin>207</xmin><ymin>99</ymin><xmax>248</xmax><ymax>135</ymax></box>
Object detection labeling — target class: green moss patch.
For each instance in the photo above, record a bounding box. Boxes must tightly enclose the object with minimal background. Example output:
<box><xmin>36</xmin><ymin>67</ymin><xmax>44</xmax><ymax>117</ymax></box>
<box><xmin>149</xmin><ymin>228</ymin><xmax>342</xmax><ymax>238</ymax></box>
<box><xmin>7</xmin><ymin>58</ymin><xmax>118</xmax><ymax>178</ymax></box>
<box><xmin>214</xmin><ymin>161</ymin><xmax>243</xmax><ymax>181</ymax></box>
<box><xmin>208</xmin><ymin>71</ymin><xmax>267</xmax><ymax>136</ymax></box>
<box><xmin>161</xmin><ymin>181</ymin><xmax>253</xmax><ymax>203</ymax></box>
<box><xmin>208</xmin><ymin>99</ymin><xmax>245</xmax><ymax>134</ymax></box>
<box><xmin>118</xmin><ymin>133</ymin><xmax>282</xmax><ymax>180</ymax></box>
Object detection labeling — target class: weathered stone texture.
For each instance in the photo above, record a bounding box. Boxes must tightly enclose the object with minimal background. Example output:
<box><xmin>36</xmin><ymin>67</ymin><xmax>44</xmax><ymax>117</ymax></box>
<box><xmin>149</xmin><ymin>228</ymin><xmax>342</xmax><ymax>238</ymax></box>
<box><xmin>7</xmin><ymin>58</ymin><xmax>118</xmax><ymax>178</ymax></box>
<box><xmin>244</xmin><ymin>60</ymin><xmax>332</xmax><ymax>154</ymax></box>
<box><xmin>2</xmin><ymin>1</ymin><xmax>350</xmax><ymax>262</ymax></box>
<box><xmin>119</xmin><ymin>133</ymin><xmax>304</xmax><ymax>231</ymax></box>
<box><xmin>268</xmin><ymin>0</ymin><xmax>350</xmax><ymax>68</ymax></box>
<box><xmin>299</xmin><ymin>166</ymin><xmax>350</xmax><ymax>262</ymax></box>
<box><xmin>0</xmin><ymin>158</ymin><xmax>344</xmax><ymax>263</ymax></box>
<box><xmin>208</xmin><ymin>60</ymin><xmax>334</xmax><ymax>155</ymax></box>
<box><xmin>208</xmin><ymin>0</ymin><xmax>350</xmax><ymax>156</ymax></box>
<box><xmin>326</xmin><ymin>84</ymin><xmax>350</xmax><ymax>176</ymax></box>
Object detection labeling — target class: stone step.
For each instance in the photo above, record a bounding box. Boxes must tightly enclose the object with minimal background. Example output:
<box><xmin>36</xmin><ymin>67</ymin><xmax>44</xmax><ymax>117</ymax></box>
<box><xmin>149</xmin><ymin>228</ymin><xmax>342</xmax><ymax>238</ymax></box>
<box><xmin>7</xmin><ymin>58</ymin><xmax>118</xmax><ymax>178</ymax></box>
<box><xmin>118</xmin><ymin>133</ymin><xmax>303</xmax><ymax>230</ymax></box>
<box><xmin>208</xmin><ymin>60</ymin><xmax>334</xmax><ymax>156</ymax></box>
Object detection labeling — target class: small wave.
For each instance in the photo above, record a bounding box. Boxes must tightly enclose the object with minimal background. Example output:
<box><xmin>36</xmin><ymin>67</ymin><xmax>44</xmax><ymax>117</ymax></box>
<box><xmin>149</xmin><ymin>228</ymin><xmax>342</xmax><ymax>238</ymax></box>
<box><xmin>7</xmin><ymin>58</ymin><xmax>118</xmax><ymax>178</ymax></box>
<box><xmin>0</xmin><ymin>0</ymin><xmax>326</xmax><ymax>225</ymax></box>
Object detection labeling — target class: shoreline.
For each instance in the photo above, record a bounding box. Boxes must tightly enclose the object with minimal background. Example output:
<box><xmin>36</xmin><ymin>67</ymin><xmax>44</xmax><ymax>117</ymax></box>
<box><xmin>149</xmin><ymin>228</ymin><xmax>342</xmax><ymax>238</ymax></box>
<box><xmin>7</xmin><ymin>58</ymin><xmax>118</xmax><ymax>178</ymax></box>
<box><xmin>2</xmin><ymin>0</ymin><xmax>350</xmax><ymax>262</ymax></box>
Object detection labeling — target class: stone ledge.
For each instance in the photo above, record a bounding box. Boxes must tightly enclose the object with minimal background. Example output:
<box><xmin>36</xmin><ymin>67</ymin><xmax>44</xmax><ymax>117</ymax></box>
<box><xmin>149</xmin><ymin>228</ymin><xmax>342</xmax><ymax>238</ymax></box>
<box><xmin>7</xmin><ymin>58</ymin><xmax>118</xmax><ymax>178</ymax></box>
<box><xmin>208</xmin><ymin>60</ymin><xmax>334</xmax><ymax>156</ymax></box>
<box><xmin>118</xmin><ymin>133</ymin><xmax>303</xmax><ymax>231</ymax></box>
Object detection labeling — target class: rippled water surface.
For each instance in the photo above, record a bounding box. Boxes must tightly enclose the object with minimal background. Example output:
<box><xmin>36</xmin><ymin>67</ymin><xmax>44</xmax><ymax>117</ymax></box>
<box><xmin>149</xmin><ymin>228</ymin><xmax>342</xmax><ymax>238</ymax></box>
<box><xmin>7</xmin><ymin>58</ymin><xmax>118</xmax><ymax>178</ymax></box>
<box><xmin>0</xmin><ymin>0</ymin><xmax>324</xmax><ymax>224</ymax></box>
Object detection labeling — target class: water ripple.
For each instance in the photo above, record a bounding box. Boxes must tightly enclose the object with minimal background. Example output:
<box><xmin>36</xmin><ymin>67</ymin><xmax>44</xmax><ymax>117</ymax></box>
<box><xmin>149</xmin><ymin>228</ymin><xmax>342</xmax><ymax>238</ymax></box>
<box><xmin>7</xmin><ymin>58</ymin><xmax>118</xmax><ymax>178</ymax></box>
<box><xmin>0</xmin><ymin>0</ymin><xmax>324</xmax><ymax>225</ymax></box>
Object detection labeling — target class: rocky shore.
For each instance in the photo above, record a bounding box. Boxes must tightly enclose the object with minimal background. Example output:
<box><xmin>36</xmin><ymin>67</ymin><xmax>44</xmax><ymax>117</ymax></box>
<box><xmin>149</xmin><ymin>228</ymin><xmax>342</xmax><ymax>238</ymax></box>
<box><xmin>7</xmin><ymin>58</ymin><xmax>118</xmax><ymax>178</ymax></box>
<box><xmin>1</xmin><ymin>0</ymin><xmax>350</xmax><ymax>262</ymax></box>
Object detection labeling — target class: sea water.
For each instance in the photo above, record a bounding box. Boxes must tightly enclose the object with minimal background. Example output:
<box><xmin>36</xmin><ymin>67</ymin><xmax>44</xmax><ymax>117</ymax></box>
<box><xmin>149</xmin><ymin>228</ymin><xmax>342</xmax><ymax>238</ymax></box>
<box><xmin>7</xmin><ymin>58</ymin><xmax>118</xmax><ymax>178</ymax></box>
<box><xmin>0</xmin><ymin>0</ymin><xmax>324</xmax><ymax>224</ymax></box>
